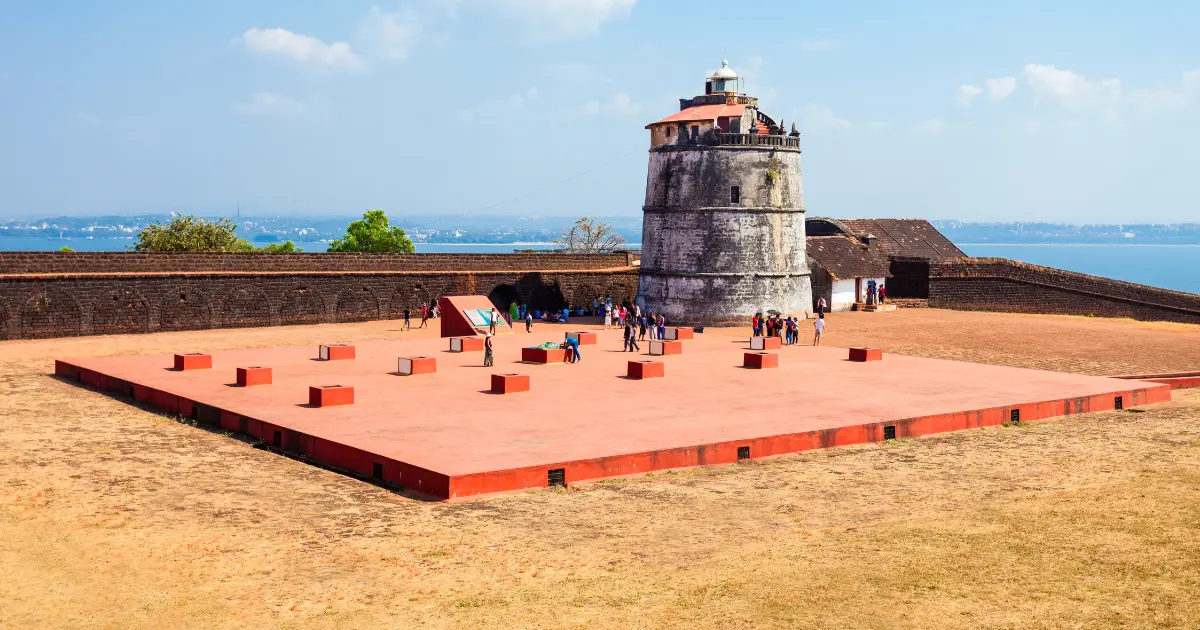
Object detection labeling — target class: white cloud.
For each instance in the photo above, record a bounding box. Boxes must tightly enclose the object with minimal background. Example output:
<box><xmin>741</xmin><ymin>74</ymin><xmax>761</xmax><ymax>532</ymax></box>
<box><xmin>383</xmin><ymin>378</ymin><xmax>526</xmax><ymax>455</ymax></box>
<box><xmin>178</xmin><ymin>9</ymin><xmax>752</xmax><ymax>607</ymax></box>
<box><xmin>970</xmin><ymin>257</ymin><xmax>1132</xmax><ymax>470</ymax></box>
<box><xmin>799</xmin><ymin>39</ymin><xmax>834</xmax><ymax>52</ymax></box>
<box><xmin>956</xmin><ymin>84</ymin><xmax>983</xmax><ymax>107</ymax></box>
<box><xmin>575</xmin><ymin>92</ymin><xmax>640</xmax><ymax>117</ymax></box>
<box><xmin>1127</xmin><ymin>68</ymin><xmax>1200</xmax><ymax>112</ymax></box>
<box><xmin>497</xmin><ymin>0</ymin><xmax>636</xmax><ymax>37</ymax></box>
<box><xmin>508</xmin><ymin>87</ymin><xmax>540</xmax><ymax>108</ymax></box>
<box><xmin>912</xmin><ymin>118</ymin><xmax>946</xmax><ymax>135</ymax></box>
<box><xmin>796</xmin><ymin>104</ymin><xmax>850</xmax><ymax>132</ymax></box>
<box><xmin>238</xmin><ymin>27</ymin><xmax>364</xmax><ymax>71</ymax></box>
<box><xmin>234</xmin><ymin>92</ymin><xmax>308</xmax><ymax>117</ymax></box>
<box><xmin>360</xmin><ymin>6</ymin><xmax>424</xmax><ymax>61</ymax></box>
<box><xmin>986</xmin><ymin>76</ymin><xmax>1017</xmax><ymax>100</ymax></box>
<box><xmin>1024</xmin><ymin>64</ymin><xmax>1120</xmax><ymax>115</ymax></box>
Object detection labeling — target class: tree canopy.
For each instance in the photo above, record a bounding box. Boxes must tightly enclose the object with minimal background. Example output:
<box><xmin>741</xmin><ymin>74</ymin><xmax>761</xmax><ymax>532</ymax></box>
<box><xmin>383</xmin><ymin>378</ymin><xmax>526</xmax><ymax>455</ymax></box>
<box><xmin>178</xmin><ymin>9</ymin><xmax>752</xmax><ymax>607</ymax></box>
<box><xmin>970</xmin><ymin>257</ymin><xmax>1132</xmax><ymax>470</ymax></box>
<box><xmin>327</xmin><ymin>209</ymin><xmax>415</xmax><ymax>253</ymax></box>
<box><xmin>131</xmin><ymin>215</ymin><xmax>300</xmax><ymax>252</ymax></box>
<box><xmin>553</xmin><ymin>216</ymin><xmax>627</xmax><ymax>253</ymax></box>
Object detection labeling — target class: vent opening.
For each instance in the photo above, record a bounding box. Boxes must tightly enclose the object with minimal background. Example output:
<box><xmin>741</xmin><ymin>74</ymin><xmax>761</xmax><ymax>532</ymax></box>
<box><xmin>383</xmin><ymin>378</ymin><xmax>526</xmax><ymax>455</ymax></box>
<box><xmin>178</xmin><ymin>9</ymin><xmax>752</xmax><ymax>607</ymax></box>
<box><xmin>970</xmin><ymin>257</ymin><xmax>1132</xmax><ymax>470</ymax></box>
<box><xmin>1114</xmin><ymin>395</ymin><xmax>1124</xmax><ymax>410</ymax></box>
<box><xmin>272</xmin><ymin>430</ymin><xmax>282</xmax><ymax>448</ymax></box>
<box><xmin>1010</xmin><ymin>409</ymin><xmax>1021</xmax><ymax>424</ymax></box>
<box><xmin>372</xmin><ymin>462</ymin><xmax>384</xmax><ymax>480</ymax></box>
<box><xmin>883</xmin><ymin>425</ymin><xmax>896</xmax><ymax>440</ymax></box>
<box><xmin>737</xmin><ymin>446</ymin><xmax>750</xmax><ymax>461</ymax></box>
<box><xmin>547</xmin><ymin>468</ymin><xmax>566</xmax><ymax>487</ymax></box>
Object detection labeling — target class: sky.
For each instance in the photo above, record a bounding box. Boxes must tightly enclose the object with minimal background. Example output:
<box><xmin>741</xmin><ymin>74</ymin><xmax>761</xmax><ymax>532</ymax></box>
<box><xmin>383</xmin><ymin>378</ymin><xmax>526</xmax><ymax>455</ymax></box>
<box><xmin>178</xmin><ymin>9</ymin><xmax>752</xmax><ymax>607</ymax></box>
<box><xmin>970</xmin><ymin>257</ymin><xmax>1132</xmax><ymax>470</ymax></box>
<box><xmin>1</xmin><ymin>0</ymin><xmax>1199</xmax><ymax>223</ymax></box>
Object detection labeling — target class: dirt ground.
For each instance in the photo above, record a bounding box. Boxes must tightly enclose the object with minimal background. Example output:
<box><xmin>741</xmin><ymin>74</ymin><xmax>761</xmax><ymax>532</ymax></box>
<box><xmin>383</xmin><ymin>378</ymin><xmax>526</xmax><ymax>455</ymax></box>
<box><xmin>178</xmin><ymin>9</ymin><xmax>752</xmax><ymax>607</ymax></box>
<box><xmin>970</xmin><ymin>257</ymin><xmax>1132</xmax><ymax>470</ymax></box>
<box><xmin>2</xmin><ymin>309</ymin><xmax>1198</xmax><ymax>629</ymax></box>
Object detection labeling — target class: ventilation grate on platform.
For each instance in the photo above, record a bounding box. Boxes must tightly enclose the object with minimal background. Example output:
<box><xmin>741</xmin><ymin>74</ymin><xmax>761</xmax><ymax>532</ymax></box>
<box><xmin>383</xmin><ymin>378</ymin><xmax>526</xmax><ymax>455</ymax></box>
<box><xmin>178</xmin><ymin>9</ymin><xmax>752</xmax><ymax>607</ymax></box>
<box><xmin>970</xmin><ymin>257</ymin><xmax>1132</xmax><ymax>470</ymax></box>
<box><xmin>1010</xmin><ymin>409</ymin><xmax>1021</xmax><ymax>424</ymax></box>
<box><xmin>1114</xmin><ymin>396</ymin><xmax>1124</xmax><ymax>411</ymax></box>
<box><xmin>547</xmin><ymin>468</ymin><xmax>566</xmax><ymax>487</ymax></box>
<box><xmin>372</xmin><ymin>462</ymin><xmax>383</xmax><ymax>480</ymax></box>
<box><xmin>883</xmin><ymin>425</ymin><xmax>896</xmax><ymax>441</ymax></box>
<box><xmin>737</xmin><ymin>446</ymin><xmax>750</xmax><ymax>461</ymax></box>
<box><xmin>272</xmin><ymin>430</ymin><xmax>282</xmax><ymax>448</ymax></box>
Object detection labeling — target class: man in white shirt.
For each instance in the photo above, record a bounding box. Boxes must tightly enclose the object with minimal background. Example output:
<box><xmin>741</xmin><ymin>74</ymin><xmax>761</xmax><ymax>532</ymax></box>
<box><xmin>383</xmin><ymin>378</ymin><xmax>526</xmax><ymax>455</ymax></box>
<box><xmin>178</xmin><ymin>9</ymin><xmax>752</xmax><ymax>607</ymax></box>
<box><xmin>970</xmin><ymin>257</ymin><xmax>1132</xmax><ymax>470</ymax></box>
<box><xmin>813</xmin><ymin>313</ymin><xmax>826</xmax><ymax>346</ymax></box>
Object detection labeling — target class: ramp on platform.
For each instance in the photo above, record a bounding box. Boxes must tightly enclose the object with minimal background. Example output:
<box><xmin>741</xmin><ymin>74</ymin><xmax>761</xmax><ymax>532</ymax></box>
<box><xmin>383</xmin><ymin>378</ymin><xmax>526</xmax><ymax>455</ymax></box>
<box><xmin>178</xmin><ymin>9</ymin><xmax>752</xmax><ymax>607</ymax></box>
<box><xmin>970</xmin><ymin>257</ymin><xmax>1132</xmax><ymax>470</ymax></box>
<box><xmin>439</xmin><ymin>295</ymin><xmax>513</xmax><ymax>338</ymax></box>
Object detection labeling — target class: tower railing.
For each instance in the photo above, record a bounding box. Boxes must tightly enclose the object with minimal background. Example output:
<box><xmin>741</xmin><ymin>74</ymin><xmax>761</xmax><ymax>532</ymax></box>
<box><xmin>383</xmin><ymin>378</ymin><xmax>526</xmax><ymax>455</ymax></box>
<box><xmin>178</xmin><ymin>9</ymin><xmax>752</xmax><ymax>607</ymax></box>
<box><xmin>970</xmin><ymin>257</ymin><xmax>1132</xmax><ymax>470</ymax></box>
<box><xmin>714</xmin><ymin>133</ymin><xmax>801</xmax><ymax>149</ymax></box>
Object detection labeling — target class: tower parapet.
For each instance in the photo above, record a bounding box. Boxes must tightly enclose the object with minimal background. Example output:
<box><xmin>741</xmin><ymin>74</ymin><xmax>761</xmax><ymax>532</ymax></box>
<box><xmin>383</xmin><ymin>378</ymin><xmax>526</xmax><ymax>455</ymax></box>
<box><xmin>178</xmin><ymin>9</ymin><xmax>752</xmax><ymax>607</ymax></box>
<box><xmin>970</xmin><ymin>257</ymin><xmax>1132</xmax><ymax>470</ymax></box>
<box><xmin>637</xmin><ymin>59</ymin><xmax>811</xmax><ymax>325</ymax></box>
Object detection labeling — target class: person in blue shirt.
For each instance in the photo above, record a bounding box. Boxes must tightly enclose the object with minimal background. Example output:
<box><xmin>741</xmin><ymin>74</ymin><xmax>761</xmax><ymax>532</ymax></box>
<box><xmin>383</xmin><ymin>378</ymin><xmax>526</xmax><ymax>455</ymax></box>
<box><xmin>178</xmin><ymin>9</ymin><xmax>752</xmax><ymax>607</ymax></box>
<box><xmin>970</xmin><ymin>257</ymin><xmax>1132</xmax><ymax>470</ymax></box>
<box><xmin>564</xmin><ymin>335</ymin><xmax>580</xmax><ymax>362</ymax></box>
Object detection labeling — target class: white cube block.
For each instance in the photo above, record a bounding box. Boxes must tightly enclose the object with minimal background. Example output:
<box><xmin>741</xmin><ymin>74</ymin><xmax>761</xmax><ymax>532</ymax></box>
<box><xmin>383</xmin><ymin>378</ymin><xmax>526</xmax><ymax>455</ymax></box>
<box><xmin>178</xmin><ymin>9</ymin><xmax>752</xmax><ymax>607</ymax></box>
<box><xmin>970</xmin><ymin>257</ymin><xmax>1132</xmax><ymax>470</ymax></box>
<box><xmin>319</xmin><ymin>345</ymin><xmax>330</xmax><ymax>360</ymax></box>
<box><xmin>649</xmin><ymin>341</ymin><xmax>665</xmax><ymax>356</ymax></box>
<box><xmin>398</xmin><ymin>357</ymin><xmax>414</xmax><ymax>375</ymax></box>
<box><xmin>663</xmin><ymin>328</ymin><xmax>678</xmax><ymax>340</ymax></box>
<box><xmin>750</xmin><ymin>337</ymin><xmax>766</xmax><ymax>350</ymax></box>
<box><xmin>450</xmin><ymin>338</ymin><xmax>463</xmax><ymax>352</ymax></box>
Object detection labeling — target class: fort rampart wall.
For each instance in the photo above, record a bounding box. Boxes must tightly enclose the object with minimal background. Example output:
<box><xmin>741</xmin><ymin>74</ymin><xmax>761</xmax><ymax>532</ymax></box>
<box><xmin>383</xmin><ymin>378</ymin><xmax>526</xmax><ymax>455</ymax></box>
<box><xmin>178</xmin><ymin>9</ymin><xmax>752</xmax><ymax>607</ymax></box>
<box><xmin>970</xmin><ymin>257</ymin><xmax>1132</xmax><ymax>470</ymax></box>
<box><xmin>929</xmin><ymin>258</ymin><xmax>1200</xmax><ymax>324</ymax></box>
<box><xmin>0</xmin><ymin>252</ymin><xmax>639</xmax><ymax>339</ymax></box>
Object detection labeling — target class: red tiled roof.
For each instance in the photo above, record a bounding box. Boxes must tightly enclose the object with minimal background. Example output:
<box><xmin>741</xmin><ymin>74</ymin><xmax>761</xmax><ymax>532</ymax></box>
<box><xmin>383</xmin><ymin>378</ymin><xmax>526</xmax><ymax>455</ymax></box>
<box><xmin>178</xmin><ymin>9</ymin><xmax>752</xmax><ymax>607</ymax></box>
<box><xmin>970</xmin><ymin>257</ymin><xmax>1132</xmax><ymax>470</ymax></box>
<box><xmin>806</xmin><ymin>217</ymin><xmax>965</xmax><ymax>260</ymax></box>
<box><xmin>646</xmin><ymin>104</ymin><xmax>746</xmax><ymax>128</ymax></box>
<box><xmin>805</xmin><ymin>235</ymin><xmax>893</xmax><ymax>280</ymax></box>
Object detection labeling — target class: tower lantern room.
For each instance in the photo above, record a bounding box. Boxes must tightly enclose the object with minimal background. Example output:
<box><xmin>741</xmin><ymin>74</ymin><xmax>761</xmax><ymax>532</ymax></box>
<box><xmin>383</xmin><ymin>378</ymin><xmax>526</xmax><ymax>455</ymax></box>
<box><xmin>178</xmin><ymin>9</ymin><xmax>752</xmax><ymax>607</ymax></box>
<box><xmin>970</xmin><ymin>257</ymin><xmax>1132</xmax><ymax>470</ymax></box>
<box><xmin>706</xmin><ymin>59</ymin><xmax>742</xmax><ymax>96</ymax></box>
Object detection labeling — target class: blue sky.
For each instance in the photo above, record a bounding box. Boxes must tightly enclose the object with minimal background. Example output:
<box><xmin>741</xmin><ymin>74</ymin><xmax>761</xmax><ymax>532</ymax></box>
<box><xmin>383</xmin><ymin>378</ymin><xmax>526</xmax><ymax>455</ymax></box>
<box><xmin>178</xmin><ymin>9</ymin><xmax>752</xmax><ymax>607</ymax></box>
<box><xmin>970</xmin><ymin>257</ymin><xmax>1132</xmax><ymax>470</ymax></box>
<box><xmin>1</xmin><ymin>0</ymin><xmax>1199</xmax><ymax>222</ymax></box>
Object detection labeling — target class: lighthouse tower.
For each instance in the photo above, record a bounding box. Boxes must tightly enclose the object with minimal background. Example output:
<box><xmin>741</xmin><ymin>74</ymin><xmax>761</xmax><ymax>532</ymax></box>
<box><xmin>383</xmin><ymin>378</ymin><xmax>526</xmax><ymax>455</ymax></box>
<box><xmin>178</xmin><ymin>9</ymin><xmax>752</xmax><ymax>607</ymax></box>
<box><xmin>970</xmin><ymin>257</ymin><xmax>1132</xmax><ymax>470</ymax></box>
<box><xmin>637</xmin><ymin>60</ymin><xmax>811</xmax><ymax>325</ymax></box>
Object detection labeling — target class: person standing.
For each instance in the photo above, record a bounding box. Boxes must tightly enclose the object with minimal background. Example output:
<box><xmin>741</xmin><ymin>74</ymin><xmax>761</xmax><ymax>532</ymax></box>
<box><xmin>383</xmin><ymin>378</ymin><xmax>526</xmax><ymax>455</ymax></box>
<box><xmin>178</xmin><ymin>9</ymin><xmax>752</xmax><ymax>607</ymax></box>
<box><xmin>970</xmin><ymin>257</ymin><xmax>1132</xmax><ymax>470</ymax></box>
<box><xmin>483</xmin><ymin>335</ymin><xmax>494</xmax><ymax>367</ymax></box>
<box><xmin>525</xmin><ymin>310</ymin><xmax>533</xmax><ymax>333</ymax></box>
<box><xmin>403</xmin><ymin>306</ymin><xmax>411</xmax><ymax>331</ymax></box>
<box><xmin>817</xmin><ymin>297</ymin><xmax>826</xmax><ymax>317</ymax></box>
<box><xmin>604</xmin><ymin>303</ymin><xmax>613</xmax><ymax>330</ymax></box>
<box><xmin>656</xmin><ymin>313</ymin><xmax>666</xmax><ymax>340</ymax></box>
<box><xmin>489</xmin><ymin>308</ymin><xmax>499</xmax><ymax>335</ymax></box>
<box><xmin>879</xmin><ymin>284</ymin><xmax>887</xmax><ymax>304</ymax></box>
<box><xmin>638</xmin><ymin>313</ymin><xmax>648</xmax><ymax>341</ymax></box>
<box><xmin>509</xmin><ymin>301</ymin><xmax>519</xmax><ymax>326</ymax></box>
<box><xmin>419</xmin><ymin>304</ymin><xmax>430</xmax><ymax>328</ymax></box>
<box><xmin>813</xmin><ymin>313</ymin><xmax>825</xmax><ymax>346</ymax></box>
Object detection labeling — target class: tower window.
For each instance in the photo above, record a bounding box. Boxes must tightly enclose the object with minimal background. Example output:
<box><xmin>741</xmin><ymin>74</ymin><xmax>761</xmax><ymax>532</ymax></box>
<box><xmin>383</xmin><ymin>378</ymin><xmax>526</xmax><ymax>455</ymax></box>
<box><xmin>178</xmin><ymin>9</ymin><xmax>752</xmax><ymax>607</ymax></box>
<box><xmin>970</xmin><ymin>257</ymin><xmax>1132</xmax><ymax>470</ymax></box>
<box><xmin>690</xmin><ymin>125</ymin><xmax>699</xmax><ymax>141</ymax></box>
<box><xmin>730</xmin><ymin>186</ymin><xmax>741</xmax><ymax>204</ymax></box>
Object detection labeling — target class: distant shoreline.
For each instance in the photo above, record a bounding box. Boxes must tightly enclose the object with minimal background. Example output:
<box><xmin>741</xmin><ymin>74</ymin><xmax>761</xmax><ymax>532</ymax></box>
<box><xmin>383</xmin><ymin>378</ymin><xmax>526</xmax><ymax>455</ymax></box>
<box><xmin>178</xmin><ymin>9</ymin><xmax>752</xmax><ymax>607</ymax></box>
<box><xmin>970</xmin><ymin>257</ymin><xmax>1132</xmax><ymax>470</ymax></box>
<box><xmin>961</xmin><ymin>243</ymin><xmax>1200</xmax><ymax>247</ymax></box>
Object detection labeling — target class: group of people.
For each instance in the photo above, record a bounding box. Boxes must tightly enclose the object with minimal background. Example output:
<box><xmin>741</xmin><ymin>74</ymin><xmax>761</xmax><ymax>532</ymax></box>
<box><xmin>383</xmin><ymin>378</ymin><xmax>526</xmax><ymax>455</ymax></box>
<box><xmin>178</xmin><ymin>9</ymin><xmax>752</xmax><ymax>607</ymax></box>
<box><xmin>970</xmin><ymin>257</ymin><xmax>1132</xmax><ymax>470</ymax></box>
<box><xmin>401</xmin><ymin>303</ymin><xmax>435</xmax><ymax>331</ymax></box>
<box><xmin>751</xmin><ymin>310</ymin><xmax>826</xmax><ymax>346</ymax></box>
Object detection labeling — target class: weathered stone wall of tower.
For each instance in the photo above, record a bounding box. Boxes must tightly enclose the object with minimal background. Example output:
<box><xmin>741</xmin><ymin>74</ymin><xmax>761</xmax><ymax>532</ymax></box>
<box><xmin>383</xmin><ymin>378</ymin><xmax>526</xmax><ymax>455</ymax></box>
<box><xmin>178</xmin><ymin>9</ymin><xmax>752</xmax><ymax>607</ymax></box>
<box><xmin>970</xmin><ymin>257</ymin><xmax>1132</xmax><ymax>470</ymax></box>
<box><xmin>638</xmin><ymin>145</ymin><xmax>811</xmax><ymax>325</ymax></box>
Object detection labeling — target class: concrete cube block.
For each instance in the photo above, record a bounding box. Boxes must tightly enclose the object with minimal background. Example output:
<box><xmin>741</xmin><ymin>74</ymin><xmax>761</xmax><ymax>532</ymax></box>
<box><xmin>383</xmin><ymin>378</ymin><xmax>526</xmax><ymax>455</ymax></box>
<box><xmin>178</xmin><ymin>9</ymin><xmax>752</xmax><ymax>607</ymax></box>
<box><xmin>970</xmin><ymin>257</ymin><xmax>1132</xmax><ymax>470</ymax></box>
<box><xmin>397</xmin><ymin>356</ymin><xmax>437</xmax><ymax>376</ymax></box>
<box><xmin>849</xmin><ymin>347</ymin><xmax>883</xmax><ymax>362</ymax></box>
<box><xmin>744</xmin><ymin>352</ymin><xmax>779</xmax><ymax>369</ymax></box>
<box><xmin>173</xmin><ymin>353</ymin><xmax>212</xmax><ymax>371</ymax></box>
<box><xmin>309</xmin><ymin>385</ymin><xmax>354</xmax><ymax>407</ymax></box>
<box><xmin>491</xmin><ymin>373</ymin><xmax>530</xmax><ymax>394</ymax></box>
<box><xmin>319</xmin><ymin>344</ymin><xmax>355</xmax><ymax>361</ymax></box>
<box><xmin>627</xmin><ymin>360</ymin><xmax>665</xmax><ymax>379</ymax></box>
<box><xmin>236</xmin><ymin>366</ymin><xmax>272</xmax><ymax>386</ymax></box>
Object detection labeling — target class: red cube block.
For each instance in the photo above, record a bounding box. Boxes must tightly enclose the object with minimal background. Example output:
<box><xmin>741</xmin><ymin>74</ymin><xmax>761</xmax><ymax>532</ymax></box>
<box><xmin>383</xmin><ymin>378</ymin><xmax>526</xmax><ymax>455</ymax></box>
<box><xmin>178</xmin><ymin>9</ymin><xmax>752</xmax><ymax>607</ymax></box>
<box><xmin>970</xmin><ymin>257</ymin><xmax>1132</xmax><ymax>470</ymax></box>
<box><xmin>449</xmin><ymin>336</ymin><xmax>485</xmax><ymax>352</ymax></box>
<box><xmin>173</xmin><ymin>353</ymin><xmax>212</xmax><ymax>371</ymax></box>
<box><xmin>491</xmin><ymin>373</ymin><xmax>530</xmax><ymax>394</ymax></box>
<box><xmin>319</xmin><ymin>344</ymin><xmax>355</xmax><ymax>361</ymax></box>
<box><xmin>397</xmin><ymin>356</ymin><xmax>437</xmax><ymax>376</ymax></box>
<box><xmin>664</xmin><ymin>327</ymin><xmax>694</xmax><ymax>341</ymax></box>
<box><xmin>236</xmin><ymin>366</ymin><xmax>272</xmax><ymax>387</ymax></box>
<box><xmin>750</xmin><ymin>336</ymin><xmax>782</xmax><ymax>350</ymax></box>
<box><xmin>565</xmin><ymin>332</ymin><xmax>598</xmax><ymax>345</ymax></box>
<box><xmin>849</xmin><ymin>347</ymin><xmax>883</xmax><ymax>362</ymax></box>
<box><xmin>522</xmin><ymin>346</ymin><xmax>568</xmax><ymax>364</ymax></box>
<box><xmin>744</xmin><ymin>352</ymin><xmax>779</xmax><ymax>369</ymax></box>
<box><xmin>648</xmin><ymin>340</ymin><xmax>683</xmax><ymax>356</ymax></box>
<box><xmin>309</xmin><ymin>385</ymin><xmax>354</xmax><ymax>407</ymax></box>
<box><xmin>627</xmin><ymin>360</ymin><xmax>665</xmax><ymax>379</ymax></box>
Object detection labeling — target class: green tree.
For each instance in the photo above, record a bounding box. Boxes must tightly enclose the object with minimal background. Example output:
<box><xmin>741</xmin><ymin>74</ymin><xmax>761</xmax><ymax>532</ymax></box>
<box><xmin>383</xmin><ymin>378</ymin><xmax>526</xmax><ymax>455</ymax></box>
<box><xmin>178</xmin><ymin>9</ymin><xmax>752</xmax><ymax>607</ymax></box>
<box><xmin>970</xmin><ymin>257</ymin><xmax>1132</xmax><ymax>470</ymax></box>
<box><xmin>57</xmin><ymin>246</ymin><xmax>74</xmax><ymax>252</ymax></box>
<box><xmin>327</xmin><ymin>209</ymin><xmax>414</xmax><ymax>253</ymax></box>
<box><xmin>132</xmin><ymin>215</ymin><xmax>252</xmax><ymax>252</ymax></box>
<box><xmin>257</xmin><ymin>240</ymin><xmax>301</xmax><ymax>253</ymax></box>
<box><xmin>554</xmin><ymin>216</ymin><xmax>627</xmax><ymax>253</ymax></box>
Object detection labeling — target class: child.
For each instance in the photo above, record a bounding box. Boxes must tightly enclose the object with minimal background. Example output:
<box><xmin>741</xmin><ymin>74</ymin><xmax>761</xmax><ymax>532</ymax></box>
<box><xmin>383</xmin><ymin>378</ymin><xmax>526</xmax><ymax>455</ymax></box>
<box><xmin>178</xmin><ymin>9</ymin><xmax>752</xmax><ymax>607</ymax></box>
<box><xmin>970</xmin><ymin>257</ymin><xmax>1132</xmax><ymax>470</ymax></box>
<box><xmin>813</xmin><ymin>313</ymin><xmax>825</xmax><ymax>346</ymax></box>
<box><xmin>403</xmin><ymin>307</ymin><xmax>411</xmax><ymax>331</ymax></box>
<box><xmin>525</xmin><ymin>311</ymin><xmax>533</xmax><ymax>333</ymax></box>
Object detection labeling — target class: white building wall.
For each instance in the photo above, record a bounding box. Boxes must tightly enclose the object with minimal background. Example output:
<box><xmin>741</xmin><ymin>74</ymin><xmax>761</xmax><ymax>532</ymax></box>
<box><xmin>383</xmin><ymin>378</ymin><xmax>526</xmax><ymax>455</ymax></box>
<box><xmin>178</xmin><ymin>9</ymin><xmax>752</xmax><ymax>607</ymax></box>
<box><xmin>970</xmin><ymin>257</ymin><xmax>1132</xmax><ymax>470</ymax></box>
<box><xmin>830</xmin><ymin>278</ymin><xmax>858</xmax><ymax>312</ymax></box>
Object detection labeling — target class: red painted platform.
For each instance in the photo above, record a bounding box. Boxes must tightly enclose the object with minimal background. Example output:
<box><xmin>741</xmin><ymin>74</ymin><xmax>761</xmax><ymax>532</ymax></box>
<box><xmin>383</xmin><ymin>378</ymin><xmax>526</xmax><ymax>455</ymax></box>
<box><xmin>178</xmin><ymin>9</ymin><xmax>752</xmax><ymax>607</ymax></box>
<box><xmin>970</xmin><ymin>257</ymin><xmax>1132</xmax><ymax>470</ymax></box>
<box><xmin>750</xmin><ymin>336</ymin><xmax>782</xmax><ymax>351</ymax></box>
<box><xmin>236</xmin><ymin>366</ymin><xmax>272</xmax><ymax>387</ymax></box>
<box><xmin>849</xmin><ymin>347</ymin><xmax>883</xmax><ymax>362</ymax></box>
<box><xmin>627</xmin><ymin>360</ymin><xmax>664</xmax><ymax>379</ymax></box>
<box><xmin>744</xmin><ymin>352</ymin><xmax>778</xmax><ymax>369</ymax></box>
<box><xmin>566</xmin><ymin>332</ymin><xmax>598</xmax><ymax>345</ymax></box>
<box><xmin>55</xmin><ymin>329</ymin><xmax>1170</xmax><ymax>500</ymax></box>
<box><xmin>522</xmin><ymin>346</ymin><xmax>568</xmax><ymax>364</ymax></box>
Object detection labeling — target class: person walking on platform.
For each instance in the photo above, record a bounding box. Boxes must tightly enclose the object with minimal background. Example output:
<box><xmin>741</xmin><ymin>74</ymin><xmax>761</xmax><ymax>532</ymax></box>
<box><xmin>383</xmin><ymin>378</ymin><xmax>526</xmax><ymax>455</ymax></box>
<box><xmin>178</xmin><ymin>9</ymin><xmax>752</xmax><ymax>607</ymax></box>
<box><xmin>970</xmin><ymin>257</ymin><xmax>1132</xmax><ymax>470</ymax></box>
<box><xmin>483</xmin><ymin>335</ymin><xmax>494</xmax><ymax>367</ymax></box>
<box><xmin>419</xmin><ymin>304</ymin><xmax>430</xmax><ymax>328</ymax></box>
<box><xmin>403</xmin><ymin>307</ymin><xmax>411</xmax><ymax>331</ymax></box>
<box><xmin>625</xmin><ymin>322</ymin><xmax>640</xmax><ymax>353</ymax></box>
<box><xmin>489</xmin><ymin>308</ymin><xmax>499</xmax><ymax>335</ymax></box>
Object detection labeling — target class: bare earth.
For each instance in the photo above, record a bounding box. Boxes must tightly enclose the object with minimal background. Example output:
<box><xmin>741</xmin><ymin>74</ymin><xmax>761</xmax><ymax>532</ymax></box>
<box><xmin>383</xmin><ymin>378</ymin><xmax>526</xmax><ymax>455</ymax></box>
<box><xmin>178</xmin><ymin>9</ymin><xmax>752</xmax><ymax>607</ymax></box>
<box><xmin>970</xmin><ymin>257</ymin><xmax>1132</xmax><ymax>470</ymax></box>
<box><xmin>2</xmin><ymin>308</ymin><xmax>1199</xmax><ymax>629</ymax></box>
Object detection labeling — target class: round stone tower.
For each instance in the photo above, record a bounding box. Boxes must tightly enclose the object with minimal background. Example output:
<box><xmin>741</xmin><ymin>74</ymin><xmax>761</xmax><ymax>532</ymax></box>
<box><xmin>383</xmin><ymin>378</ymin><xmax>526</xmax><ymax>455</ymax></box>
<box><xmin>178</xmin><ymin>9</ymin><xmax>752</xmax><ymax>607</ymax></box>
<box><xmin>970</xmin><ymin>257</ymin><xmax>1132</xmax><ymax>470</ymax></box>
<box><xmin>638</xmin><ymin>60</ymin><xmax>811</xmax><ymax>325</ymax></box>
